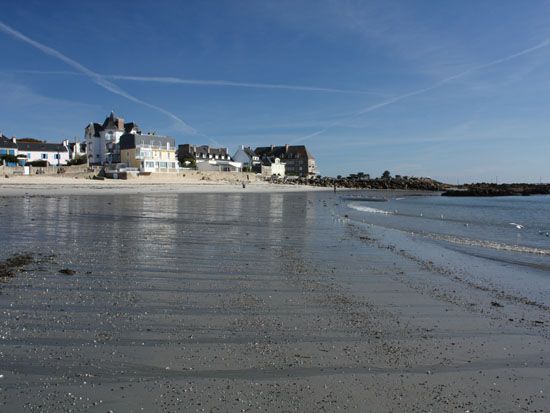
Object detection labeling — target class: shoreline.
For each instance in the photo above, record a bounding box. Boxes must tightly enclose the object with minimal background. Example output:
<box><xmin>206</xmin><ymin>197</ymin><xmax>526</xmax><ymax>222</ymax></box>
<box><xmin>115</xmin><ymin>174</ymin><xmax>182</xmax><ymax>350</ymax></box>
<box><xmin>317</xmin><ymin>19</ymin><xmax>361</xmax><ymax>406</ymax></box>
<box><xmin>0</xmin><ymin>175</ymin><xmax>330</xmax><ymax>196</ymax></box>
<box><xmin>0</xmin><ymin>175</ymin><xmax>441</xmax><ymax>197</ymax></box>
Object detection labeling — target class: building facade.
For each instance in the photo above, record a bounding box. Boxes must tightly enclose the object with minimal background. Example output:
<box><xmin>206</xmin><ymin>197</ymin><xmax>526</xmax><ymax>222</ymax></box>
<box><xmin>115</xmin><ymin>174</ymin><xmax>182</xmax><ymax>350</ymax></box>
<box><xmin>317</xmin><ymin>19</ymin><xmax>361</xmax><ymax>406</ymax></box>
<box><xmin>254</xmin><ymin>144</ymin><xmax>316</xmax><ymax>177</ymax></box>
<box><xmin>261</xmin><ymin>157</ymin><xmax>285</xmax><ymax>177</ymax></box>
<box><xmin>232</xmin><ymin>145</ymin><xmax>261</xmax><ymax>171</ymax></box>
<box><xmin>16</xmin><ymin>140</ymin><xmax>70</xmax><ymax>166</ymax></box>
<box><xmin>67</xmin><ymin>140</ymin><xmax>87</xmax><ymax>161</ymax></box>
<box><xmin>0</xmin><ymin>135</ymin><xmax>17</xmax><ymax>156</ymax></box>
<box><xmin>177</xmin><ymin>144</ymin><xmax>232</xmax><ymax>164</ymax></box>
<box><xmin>85</xmin><ymin>112</ymin><xmax>139</xmax><ymax>165</ymax></box>
<box><xmin>178</xmin><ymin>144</ymin><xmax>241</xmax><ymax>172</ymax></box>
<box><xmin>119</xmin><ymin>133</ymin><xmax>178</xmax><ymax>172</ymax></box>
<box><xmin>1</xmin><ymin>135</ymin><xmax>69</xmax><ymax>166</ymax></box>
<box><xmin>195</xmin><ymin>159</ymin><xmax>243</xmax><ymax>172</ymax></box>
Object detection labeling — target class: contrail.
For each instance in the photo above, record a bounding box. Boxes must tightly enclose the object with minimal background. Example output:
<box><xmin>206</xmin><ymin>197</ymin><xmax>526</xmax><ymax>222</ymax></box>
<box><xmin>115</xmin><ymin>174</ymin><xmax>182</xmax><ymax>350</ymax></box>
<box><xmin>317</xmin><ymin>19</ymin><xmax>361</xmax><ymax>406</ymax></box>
<box><xmin>106</xmin><ymin>74</ymin><xmax>377</xmax><ymax>95</ymax></box>
<box><xmin>9</xmin><ymin>70</ymin><xmax>379</xmax><ymax>95</ymax></box>
<box><xmin>293</xmin><ymin>38</ymin><xmax>550</xmax><ymax>143</ymax></box>
<box><xmin>0</xmin><ymin>21</ymin><xmax>196</xmax><ymax>134</ymax></box>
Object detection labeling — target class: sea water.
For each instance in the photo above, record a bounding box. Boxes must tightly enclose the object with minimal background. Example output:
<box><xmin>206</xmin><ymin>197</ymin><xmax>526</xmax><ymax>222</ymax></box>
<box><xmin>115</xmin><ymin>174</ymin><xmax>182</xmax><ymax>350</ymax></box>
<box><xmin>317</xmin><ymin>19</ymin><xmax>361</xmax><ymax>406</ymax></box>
<box><xmin>340</xmin><ymin>191</ymin><xmax>550</xmax><ymax>306</ymax></box>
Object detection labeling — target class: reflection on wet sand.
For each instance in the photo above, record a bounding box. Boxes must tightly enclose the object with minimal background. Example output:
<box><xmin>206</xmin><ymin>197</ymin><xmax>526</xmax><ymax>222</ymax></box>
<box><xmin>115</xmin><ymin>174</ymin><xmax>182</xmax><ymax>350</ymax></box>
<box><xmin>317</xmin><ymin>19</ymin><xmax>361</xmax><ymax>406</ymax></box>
<box><xmin>0</xmin><ymin>192</ymin><xmax>547</xmax><ymax>412</ymax></box>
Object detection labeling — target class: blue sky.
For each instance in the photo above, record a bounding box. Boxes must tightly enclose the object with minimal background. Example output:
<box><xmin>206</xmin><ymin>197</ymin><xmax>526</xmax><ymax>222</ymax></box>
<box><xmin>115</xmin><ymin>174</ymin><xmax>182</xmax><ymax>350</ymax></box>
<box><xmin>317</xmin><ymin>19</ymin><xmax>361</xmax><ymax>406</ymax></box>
<box><xmin>1</xmin><ymin>0</ymin><xmax>550</xmax><ymax>182</ymax></box>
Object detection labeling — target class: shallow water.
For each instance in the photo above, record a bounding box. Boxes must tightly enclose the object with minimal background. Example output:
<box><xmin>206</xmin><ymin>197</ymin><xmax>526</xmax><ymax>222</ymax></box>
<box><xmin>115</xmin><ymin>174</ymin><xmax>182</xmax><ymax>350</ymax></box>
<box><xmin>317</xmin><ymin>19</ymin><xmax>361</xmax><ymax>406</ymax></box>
<box><xmin>346</xmin><ymin>194</ymin><xmax>550</xmax><ymax>250</ymax></box>
<box><xmin>341</xmin><ymin>190</ymin><xmax>550</xmax><ymax>306</ymax></box>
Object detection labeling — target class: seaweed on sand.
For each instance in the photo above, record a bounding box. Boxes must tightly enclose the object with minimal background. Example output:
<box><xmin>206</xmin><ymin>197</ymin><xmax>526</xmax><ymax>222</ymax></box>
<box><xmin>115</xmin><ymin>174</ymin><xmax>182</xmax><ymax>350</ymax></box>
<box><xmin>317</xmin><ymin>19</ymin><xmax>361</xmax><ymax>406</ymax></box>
<box><xmin>0</xmin><ymin>253</ymin><xmax>34</xmax><ymax>280</ymax></box>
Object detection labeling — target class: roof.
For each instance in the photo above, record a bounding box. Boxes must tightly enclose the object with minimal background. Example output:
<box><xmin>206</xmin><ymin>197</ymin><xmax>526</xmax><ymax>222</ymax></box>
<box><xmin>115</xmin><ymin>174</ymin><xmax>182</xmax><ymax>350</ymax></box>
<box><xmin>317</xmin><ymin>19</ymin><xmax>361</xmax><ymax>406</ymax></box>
<box><xmin>124</xmin><ymin>122</ymin><xmax>140</xmax><ymax>133</ymax></box>
<box><xmin>254</xmin><ymin>145</ymin><xmax>314</xmax><ymax>160</ymax></box>
<box><xmin>85</xmin><ymin>113</ymin><xmax>128</xmax><ymax>136</ymax></box>
<box><xmin>119</xmin><ymin>133</ymin><xmax>175</xmax><ymax>150</ymax></box>
<box><xmin>102</xmin><ymin>111</ymin><xmax>124</xmax><ymax>130</ymax></box>
<box><xmin>84</xmin><ymin>122</ymin><xmax>104</xmax><ymax>137</ymax></box>
<box><xmin>243</xmin><ymin>147</ymin><xmax>255</xmax><ymax>157</ymax></box>
<box><xmin>0</xmin><ymin>135</ymin><xmax>17</xmax><ymax>149</ymax></box>
<box><xmin>16</xmin><ymin>141</ymin><xmax>68</xmax><ymax>152</ymax></box>
<box><xmin>178</xmin><ymin>144</ymin><xmax>229</xmax><ymax>157</ymax></box>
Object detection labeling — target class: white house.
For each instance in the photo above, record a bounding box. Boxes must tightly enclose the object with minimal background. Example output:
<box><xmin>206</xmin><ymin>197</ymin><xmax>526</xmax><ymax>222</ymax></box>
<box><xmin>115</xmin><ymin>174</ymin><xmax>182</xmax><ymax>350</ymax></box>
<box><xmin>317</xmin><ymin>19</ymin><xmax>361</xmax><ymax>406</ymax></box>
<box><xmin>261</xmin><ymin>157</ymin><xmax>285</xmax><ymax>177</ymax></box>
<box><xmin>1</xmin><ymin>135</ymin><xmax>71</xmax><ymax>166</ymax></box>
<box><xmin>67</xmin><ymin>140</ymin><xmax>87</xmax><ymax>161</ymax></box>
<box><xmin>85</xmin><ymin>112</ymin><xmax>139</xmax><ymax>165</ymax></box>
<box><xmin>196</xmin><ymin>159</ymin><xmax>243</xmax><ymax>172</ymax></box>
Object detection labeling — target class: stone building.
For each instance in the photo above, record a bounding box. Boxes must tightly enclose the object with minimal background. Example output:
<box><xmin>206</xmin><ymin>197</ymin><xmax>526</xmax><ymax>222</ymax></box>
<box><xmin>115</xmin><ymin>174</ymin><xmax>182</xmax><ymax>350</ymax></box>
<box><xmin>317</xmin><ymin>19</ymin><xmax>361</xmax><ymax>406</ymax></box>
<box><xmin>254</xmin><ymin>144</ymin><xmax>316</xmax><ymax>177</ymax></box>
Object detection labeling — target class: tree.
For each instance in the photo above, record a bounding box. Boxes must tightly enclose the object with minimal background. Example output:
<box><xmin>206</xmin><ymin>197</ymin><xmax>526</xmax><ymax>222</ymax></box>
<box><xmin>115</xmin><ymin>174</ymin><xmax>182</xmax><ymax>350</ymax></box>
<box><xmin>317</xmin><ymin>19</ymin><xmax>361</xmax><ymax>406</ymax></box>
<box><xmin>180</xmin><ymin>157</ymin><xmax>196</xmax><ymax>168</ymax></box>
<box><xmin>67</xmin><ymin>155</ymin><xmax>87</xmax><ymax>166</ymax></box>
<box><xmin>0</xmin><ymin>154</ymin><xmax>18</xmax><ymax>165</ymax></box>
<box><xmin>28</xmin><ymin>160</ymin><xmax>49</xmax><ymax>167</ymax></box>
<box><xmin>382</xmin><ymin>170</ymin><xmax>391</xmax><ymax>179</ymax></box>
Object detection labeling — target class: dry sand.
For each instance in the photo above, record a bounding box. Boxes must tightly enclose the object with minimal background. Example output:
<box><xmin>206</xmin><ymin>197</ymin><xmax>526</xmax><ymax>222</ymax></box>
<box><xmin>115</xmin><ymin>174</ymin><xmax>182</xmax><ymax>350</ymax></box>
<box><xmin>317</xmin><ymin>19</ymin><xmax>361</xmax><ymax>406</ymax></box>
<box><xmin>0</xmin><ymin>172</ymin><xmax>326</xmax><ymax>196</ymax></box>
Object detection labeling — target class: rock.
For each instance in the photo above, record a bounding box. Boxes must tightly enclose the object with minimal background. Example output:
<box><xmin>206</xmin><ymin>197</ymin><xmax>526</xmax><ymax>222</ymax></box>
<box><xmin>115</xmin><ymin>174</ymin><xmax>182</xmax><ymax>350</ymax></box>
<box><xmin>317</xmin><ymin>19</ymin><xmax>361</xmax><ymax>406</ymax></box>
<box><xmin>443</xmin><ymin>183</ymin><xmax>550</xmax><ymax>197</ymax></box>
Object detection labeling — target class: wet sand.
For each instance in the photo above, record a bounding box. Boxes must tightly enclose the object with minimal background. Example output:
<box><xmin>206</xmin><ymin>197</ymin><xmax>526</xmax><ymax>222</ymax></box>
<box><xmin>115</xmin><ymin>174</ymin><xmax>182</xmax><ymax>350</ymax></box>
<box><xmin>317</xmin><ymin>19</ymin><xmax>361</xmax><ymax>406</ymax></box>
<box><xmin>0</xmin><ymin>192</ymin><xmax>548</xmax><ymax>411</ymax></box>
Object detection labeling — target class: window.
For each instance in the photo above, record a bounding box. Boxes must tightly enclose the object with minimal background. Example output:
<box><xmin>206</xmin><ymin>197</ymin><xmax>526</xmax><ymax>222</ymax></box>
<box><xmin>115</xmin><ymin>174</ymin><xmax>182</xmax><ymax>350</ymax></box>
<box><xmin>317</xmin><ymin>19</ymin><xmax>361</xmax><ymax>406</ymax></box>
<box><xmin>54</xmin><ymin>154</ymin><xmax>60</xmax><ymax>160</ymax></box>
<box><xmin>0</xmin><ymin>149</ymin><xmax>6</xmax><ymax>155</ymax></box>
<box><xmin>41</xmin><ymin>153</ymin><xmax>48</xmax><ymax>160</ymax></box>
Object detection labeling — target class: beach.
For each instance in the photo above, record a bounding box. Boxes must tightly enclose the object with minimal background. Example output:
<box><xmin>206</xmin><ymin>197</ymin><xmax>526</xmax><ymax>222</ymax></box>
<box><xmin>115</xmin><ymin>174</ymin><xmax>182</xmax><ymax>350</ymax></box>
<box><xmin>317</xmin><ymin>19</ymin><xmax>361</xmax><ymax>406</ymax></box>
<box><xmin>0</xmin><ymin>172</ymin><xmax>327</xmax><ymax>196</ymax></box>
<box><xmin>0</xmin><ymin>189</ymin><xmax>548</xmax><ymax>411</ymax></box>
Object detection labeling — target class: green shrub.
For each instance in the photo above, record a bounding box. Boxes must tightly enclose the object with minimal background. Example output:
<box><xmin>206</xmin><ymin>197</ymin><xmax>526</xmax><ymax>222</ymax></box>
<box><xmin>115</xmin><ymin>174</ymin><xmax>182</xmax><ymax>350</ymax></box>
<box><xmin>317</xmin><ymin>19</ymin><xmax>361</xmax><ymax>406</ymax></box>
<box><xmin>28</xmin><ymin>160</ymin><xmax>49</xmax><ymax>167</ymax></box>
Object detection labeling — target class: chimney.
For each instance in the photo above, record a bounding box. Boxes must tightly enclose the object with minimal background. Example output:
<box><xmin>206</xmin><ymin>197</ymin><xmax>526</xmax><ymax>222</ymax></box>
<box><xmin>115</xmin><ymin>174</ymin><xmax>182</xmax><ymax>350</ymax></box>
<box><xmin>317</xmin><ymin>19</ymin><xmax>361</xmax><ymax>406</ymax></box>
<box><xmin>285</xmin><ymin>144</ymin><xmax>289</xmax><ymax>153</ymax></box>
<box><xmin>270</xmin><ymin>144</ymin><xmax>274</xmax><ymax>150</ymax></box>
<box><xmin>63</xmin><ymin>139</ymin><xmax>69</xmax><ymax>147</ymax></box>
<box><xmin>11</xmin><ymin>137</ymin><xmax>16</xmax><ymax>143</ymax></box>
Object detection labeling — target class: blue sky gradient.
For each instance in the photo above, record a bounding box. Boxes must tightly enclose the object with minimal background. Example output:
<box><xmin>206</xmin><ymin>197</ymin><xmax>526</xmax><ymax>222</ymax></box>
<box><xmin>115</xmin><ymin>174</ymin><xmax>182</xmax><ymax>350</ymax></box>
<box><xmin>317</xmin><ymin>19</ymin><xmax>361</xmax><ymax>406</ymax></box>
<box><xmin>1</xmin><ymin>0</ymin><xmax>550</xmax><ymax>182</ymax></box>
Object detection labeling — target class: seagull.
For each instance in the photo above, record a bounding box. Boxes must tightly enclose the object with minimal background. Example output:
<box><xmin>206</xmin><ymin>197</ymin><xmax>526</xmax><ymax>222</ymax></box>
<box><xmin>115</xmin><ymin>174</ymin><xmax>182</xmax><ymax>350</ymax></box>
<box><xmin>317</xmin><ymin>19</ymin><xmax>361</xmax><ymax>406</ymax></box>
<box><xmin>509</xmin><ymin>223</ymin><xmax>524</xmax><ymax>229</ymax></box>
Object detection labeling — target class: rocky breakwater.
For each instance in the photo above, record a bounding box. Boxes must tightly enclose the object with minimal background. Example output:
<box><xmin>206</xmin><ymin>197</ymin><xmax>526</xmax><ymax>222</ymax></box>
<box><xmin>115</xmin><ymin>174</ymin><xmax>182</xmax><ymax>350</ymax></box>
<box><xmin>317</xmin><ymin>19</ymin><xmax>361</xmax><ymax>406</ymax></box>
<box><xmin>272</xmin><ymin>175</ymin><xmax>449</xmax><ymax>191</ymax></box>
<box><xmin>442</xmin><ymin>183</ymin><xmax>550</xmax><ymax>197</ymax></box>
